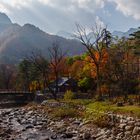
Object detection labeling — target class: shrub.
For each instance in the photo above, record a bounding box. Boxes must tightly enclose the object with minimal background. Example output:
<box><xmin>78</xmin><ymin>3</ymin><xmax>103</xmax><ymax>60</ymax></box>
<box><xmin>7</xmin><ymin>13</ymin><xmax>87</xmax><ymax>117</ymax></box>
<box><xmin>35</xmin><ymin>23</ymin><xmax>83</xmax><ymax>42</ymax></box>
<box><xmin>64</xmin><ymin>90</ymin><xmax>74</xmax><ymax>100</ymax></box>
<box><xmin>51</xmin><ymin>106</ymin><xmax>78</xmax><ymax>119</ymax></box>
<box><xmin>85</xmin><ymin>108</ymin><xmax>110</xmax><ymax>128</ymax></box>
<box><xmin>78</xmin><ymin>77</ymin><xmax>91</xmax><ymax>89</ymax></box>
<box><xmin>93</xmin><ymin>113</ymin><xmax>110</xmax><ymax>128</ymax></box>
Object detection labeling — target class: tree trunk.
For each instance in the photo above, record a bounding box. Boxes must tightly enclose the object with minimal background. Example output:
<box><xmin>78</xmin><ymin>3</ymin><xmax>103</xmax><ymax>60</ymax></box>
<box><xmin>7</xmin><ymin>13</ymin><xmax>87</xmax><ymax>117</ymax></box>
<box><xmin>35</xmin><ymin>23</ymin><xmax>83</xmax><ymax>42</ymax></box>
<box><xmin>96</xmin><ymin>65</ymin><xmax>102</xmax><ymax>100</ymax></box>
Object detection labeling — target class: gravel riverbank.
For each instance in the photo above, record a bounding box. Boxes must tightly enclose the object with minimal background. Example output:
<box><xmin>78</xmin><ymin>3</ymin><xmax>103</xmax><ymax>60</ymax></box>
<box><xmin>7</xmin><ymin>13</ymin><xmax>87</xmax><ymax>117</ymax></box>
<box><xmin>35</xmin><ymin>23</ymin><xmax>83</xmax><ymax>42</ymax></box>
<box><xmin>0</xmin><ymin>107</ymin><xmax>140</xmax><ymax>140</ymax></box>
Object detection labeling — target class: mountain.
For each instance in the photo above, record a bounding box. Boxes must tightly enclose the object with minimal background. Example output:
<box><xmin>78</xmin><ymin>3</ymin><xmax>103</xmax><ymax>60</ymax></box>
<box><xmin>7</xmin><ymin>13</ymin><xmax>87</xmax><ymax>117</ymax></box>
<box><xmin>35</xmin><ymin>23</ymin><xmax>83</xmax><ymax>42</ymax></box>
<box><xmin>0</xmin><ymin>13</ymin><xmax>85</xmax><ymax>64</ymax></box>
<box><xmin>56</xmin><ymin>30</ymin><xmax>74</xmax><ymax>39</ymax></box>
<box><xmin>57</xmin><ymin>28</ymin><xmax>139</xmax><ymax>40</ymax></box>
<box><xmin>112</xmin><ymin>31</ymin><xmax>124</xmax><ymax>38</ymax></box>
<box><xmin>0</xmin><ymin>13</ymin><xmax>11</xmax><ymax>24</ymax></box>
<box><xmin>0</xmin><ymin>12</ymin><xmax>138</xmax><ymax>64</ymax></box>
<box><xmin>0</xmin><ymin>13</ymin><xmax>12</xmax><ymax>33</ymax></box>
<box><xmin>112</xmin><ymin>28</ymin><xmax>138</xmax><ymax>38</ymax></box>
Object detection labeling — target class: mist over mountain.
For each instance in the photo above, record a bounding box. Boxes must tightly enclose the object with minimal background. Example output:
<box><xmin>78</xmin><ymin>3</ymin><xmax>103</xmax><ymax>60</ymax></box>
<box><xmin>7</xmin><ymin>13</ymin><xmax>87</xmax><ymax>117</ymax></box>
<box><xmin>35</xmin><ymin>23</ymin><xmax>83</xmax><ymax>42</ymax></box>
<box><xmin>56</xmin><ymin>30</ymin><xmax>74</xmax><ymax>39</ymax></box>
<box><xmin>112</xmin><ymin>28</ymin><xmax>138</xmax><ymax>38</ymax></box>
<box><xmin>0</xmin><ymin>13</ymin><xmax>85</xmax><ymax>64</ymax></box>
<box><xmin>57</xmin><ymin>28</ymin><xmax>138</xmax><ymax>40</ymax></box>
<box><xmin>0</xmin><ymin>12</ymin><xmax>138</xmax><ymax>64</ymax></box>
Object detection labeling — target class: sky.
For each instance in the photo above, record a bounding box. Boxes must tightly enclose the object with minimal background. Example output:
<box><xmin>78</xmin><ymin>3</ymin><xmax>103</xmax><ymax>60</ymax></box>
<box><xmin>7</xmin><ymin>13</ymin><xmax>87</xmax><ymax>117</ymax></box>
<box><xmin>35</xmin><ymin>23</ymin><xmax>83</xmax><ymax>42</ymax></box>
<box><xmin>0</xmin><ymin>0</ymin><xmax>140</xmax><ymax>34</ymax></box>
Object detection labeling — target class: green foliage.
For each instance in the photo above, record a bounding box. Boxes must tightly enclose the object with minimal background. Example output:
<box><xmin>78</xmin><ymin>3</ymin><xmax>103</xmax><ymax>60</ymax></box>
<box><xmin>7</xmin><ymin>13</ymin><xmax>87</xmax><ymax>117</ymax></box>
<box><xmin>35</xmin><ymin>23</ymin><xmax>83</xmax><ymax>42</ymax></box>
<box><xmin>80</xmin><ymin>53</ymin><xmax>87</xmax><ymax>60</ymax></box>
<box><xmin>78</xmin><ymin>77</ymin><xmax>92</xmax><ymax>90</ymax></box>
<box><xmin>66</xmin><ymin>55</ymin><xmax>83</xmax><ymax>65</ymax></box>
<box><xmin>130</xmin><ymin>27</ymin><xmax>140</xmax><ymax>47</ymax></box>
<box><xmin>18</xmin><ymin>56</ymin><xmax>49</xmax><ymax>90</ymax></box>
<box><xmin>73</xmin><ymin>55</ymin><xmax>82</xmax><ymax>61</ymax></box>
<box><xmin>19</xmin><ymin>59</ymin><xmax>39</xmax><ymax>81</ymax></box>
<box><xmin>64</xmin><ymin>90</ymin><xmax>75</xmax><ymax>100</ymax></box>
<box><xmin>18</xmin><ymin>59</ymin><xmax>35</xmax><ymax>89</ymax></box>
<box><xmin>66</xmin><ymin>57</ymin><xmax>74</xmax><ymax>65</ymax></box>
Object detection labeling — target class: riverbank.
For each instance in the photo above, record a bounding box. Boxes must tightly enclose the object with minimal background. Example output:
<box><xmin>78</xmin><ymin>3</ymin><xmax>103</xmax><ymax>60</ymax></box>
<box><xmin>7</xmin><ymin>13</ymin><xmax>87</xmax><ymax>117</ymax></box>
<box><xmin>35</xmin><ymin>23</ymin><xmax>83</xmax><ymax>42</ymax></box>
<box><xmin>0</xmin><ymin>100</ymin><xmax>140</xmax><ymax>140</ymax></box>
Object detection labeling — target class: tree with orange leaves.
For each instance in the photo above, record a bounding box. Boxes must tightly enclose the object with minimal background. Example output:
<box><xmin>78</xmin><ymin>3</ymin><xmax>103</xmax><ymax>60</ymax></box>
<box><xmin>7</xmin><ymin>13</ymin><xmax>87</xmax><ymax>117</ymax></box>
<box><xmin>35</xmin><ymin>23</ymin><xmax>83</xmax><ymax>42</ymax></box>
<box><xmin>84</xmin><ymin>48</ymin><xmax>108</xmax><ymax>79</ymax></box>
<box><xmin>75</xmin><ymin>23</ymin><xmax>112</xmax><ymax>98</ymax></box>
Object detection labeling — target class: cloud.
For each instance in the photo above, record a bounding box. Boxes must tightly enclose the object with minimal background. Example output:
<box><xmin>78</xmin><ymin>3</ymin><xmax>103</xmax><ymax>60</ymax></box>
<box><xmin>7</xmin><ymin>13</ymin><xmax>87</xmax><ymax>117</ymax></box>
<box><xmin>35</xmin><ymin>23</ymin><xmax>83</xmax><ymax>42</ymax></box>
<box><xmin>95</xmin><ymin>16</ymin><xmax>105</xmax><ymax>28</ymax></box>
<box><xmin>0</xmin><ymin>0</ymin><xmax>106</xmax><ymax>33</ymax></box>
<box><xmin>0</xmin><ymin>2</ymin><xmax>11</xmax><ymax>13</ymax></box>
<box><xmin>110</xmin><ymin>0</ymin><xmax>140</xmax><ymax>20</ymax></box>
<box><xmin>0</xmin><ymin>0</ymin><xmax>140</xmax><ymax>34</ymax></box>
<box><xmin>38</xmin><ymin>0</ymin><xmax>105</xmax><ymax>13</ymax></box>
<box><xmin>1</xmin><ymin>0</ymin><xmax>105</xmax><ymax>13</ymax></box>
<box><xmin>1</xmin><ymin>0</ymin><xmax>32</xmax><ymax>10</ymax></box>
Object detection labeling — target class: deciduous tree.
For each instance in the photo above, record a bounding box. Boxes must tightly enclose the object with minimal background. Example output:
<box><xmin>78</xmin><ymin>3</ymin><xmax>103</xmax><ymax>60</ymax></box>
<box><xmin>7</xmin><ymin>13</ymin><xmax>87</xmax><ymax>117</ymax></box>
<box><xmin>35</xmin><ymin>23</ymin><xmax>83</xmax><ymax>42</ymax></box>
<box><xmin>75</xmin><ymin>23</ymin><xmax>112</xmax><ymax>98</ymax></box>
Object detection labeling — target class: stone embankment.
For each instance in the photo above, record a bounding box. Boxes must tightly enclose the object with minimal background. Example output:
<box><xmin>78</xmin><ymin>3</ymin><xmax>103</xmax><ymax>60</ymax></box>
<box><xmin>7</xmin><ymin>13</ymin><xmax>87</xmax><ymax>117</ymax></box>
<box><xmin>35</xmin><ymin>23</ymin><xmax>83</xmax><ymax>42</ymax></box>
<box><xmin>0</xmin><ymin>107</ymin><xmax>139</xmax><ymax>140</ymax></box>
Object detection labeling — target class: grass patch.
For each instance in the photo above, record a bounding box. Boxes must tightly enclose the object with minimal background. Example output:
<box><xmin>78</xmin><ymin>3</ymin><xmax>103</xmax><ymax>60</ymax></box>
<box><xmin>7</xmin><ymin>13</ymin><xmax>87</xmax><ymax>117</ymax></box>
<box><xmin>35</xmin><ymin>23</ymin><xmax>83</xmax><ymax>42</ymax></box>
<box><xmin>61</xmin><ymin>99</ymin><xmax>93</xmax><ymax>106</ymax></box>
<box><xmin>111</xmin><ymin>105</ymin><xmax>140</xmax><ymax>117</ymax></box>
<box><xmin>86</xmin><ymin>101</ymin><xmax>140</xmax><ymax>118</ymax></box>
<box><xmin>86</xmin><ymin>101</ymin><xmax>111</xmax><ymax>112</ymax></box>
<box><xmin>26</xmin><ymin>99</ymin><xmax>140</xmax><ymax>121</ymax></box>
<box><xmin>85</xmin><ymin>102</ymin><xmax>111</xmax><ymax>127</ymax></box>
<box><xmin>84</xmin><ymin>101</ymin><xmax>140</xmax><ymax>127</ymax></box>
<box><xmin>50</xmin><ymin>106</ymin><xmax>79</xmax><ymax>119</ymax></box>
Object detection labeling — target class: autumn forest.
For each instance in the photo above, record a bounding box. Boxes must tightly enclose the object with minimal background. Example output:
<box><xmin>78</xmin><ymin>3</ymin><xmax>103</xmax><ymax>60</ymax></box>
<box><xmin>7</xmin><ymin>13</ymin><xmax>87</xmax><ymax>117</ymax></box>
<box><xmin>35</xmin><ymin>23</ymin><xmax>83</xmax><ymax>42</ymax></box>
<box><xmin>0</xmin><ymin>25</ymin><xmax>140</xmax><ymax>104</ymax></box>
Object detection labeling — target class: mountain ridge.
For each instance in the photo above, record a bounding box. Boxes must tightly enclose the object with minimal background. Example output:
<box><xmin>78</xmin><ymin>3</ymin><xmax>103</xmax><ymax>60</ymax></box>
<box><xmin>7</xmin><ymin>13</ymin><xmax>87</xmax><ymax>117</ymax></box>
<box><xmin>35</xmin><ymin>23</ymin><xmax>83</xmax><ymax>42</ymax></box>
<box><xmin>0</xmin><ymin>13</ymin><xmax>85</xmax><ymax>64</ymax></box>
<box><xmin>56</xmin><ymin>28</ymin><xmax>139</xmax><ymax>39</ymax></box>
<box><xmin>0</xmin><ymin>12</ymin><xmax>139</xmax><ymax>64</ymax></box>
<box><xmin>112</xmin><ymin>28</ymin><xmax>138</xmax><ymax>38</ymax></box>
